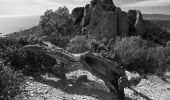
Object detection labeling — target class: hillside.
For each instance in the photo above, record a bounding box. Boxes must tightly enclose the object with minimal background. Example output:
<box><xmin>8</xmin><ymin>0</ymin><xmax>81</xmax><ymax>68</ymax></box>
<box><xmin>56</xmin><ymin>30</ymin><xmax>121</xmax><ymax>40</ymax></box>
<box><xmin>149</xmin><ymin>20</ymin><xmax>170</xmax><ymax>32</ymax></box>
<box><xmin>143</xmin><ymin>14</ymin><xmax>170</xmax><ymax>20</ymax></box>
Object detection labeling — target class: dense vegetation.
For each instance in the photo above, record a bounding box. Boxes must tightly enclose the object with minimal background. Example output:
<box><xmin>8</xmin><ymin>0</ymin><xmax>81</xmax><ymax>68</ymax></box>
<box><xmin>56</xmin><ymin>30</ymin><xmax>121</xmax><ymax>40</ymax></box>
<box><xmin>150</xmin><ymin>20</ymin><xmax>170</xmax><ymax>32</ymax></box>
<box><xmin>0</xmin><ymin>6</ymin><xmax>170</xmax><ymax>99</ymax></box>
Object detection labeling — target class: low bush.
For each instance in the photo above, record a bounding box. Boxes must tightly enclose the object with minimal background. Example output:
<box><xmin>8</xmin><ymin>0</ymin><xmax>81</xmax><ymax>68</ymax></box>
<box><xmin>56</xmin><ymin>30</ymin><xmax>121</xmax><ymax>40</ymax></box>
<box><xmin>146</xmin><ymin>46</ymin><xmax>170</xmax><ymax>72</ymax></box>
<box><xmin>66</xmin><ymin>35</ymin><xmax>91</xmax><ymax>53</ymax></box>
<box><xmin>17</xmin><ymin>36</ymin><xmax>29</xmax><ymax>46</ymax></box>
<box><xmin>50</xmin><ymin>35</ymin><xmax>70</xmax><ymax>48</ymax></box>
<box><xmin>113</xmin><ymin>36</ymin><xmax>170</xmax><ymax>74</ymax></box>
<box><xmin>113</xmin><ymin>36</ymin><xmax>148</xmax><ymax>73</ymax></box>
<box><xmin>0</xmin><ymin>63</ymin><xmax>25</xmax><ymax>100</ymax></box>
<box><xmin>4</xmin><ymin>47</ymin><xmax>57</xmax><ymax>75</ymax></box>
<box><xmin>0</xmin><ymin>37</ymin><xmax>18</xmax><ymax>50</ymax></box>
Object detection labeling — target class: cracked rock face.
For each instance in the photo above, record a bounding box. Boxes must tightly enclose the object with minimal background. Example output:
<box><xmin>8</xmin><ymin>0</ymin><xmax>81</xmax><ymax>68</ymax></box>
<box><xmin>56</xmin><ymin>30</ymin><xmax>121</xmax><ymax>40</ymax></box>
<box><xmin>71</xmin><ymin>0</ymin><xmax>146</xmax><ymax>40</ymax></box>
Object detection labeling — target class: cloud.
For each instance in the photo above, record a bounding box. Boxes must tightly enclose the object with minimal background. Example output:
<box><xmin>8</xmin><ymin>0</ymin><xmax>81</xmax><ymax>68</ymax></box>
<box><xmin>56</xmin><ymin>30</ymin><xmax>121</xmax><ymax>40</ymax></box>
<box><xmin>0</xmin><ymin>0</ymin><xmax>61</xmax><ymax>16</ymax></box>
<box><xmin>0</xmin><ymin>0</ymin><xmax>92</xmax><ymax>16</ymax></box>
<box><xmin>48</xmin><ymin>0</ymin><xmax>91</xmax><ymax>11</ymax></box>
<box><xmin>121</xmin><ymin>0</ymin><xmax>170</xmax><ymax>7</ymax></box>
<box><xmin>49</xmin><ymin>0</ymin><xmax>89</xmax><ymax>5</ymax></box>
<box><xmin>0</xmin><ymin>0</ymin><xmax>169</xmax><ymax>16</ymax></box>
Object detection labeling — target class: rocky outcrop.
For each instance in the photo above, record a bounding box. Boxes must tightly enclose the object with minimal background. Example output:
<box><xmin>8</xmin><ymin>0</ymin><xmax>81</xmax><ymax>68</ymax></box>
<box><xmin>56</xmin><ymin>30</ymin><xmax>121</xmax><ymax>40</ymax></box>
<box><xmin>128</xmin><ymin>10</ymin><xmax>146</xmax><ymax>36</ymax></box>
<box><xmin>128</xmin><ymin>10</ymin><xmax>137</xmax><ymax>25</ymax></box>
<box><xmin>71</xmin><ymin>0</ymin><xmax>170</xmax><ymax>44</ymax></box>
<box><xmin>71</xmin><ymin>0</ymin><xmax>147</xmax><ymax>40</ymax></box>
<box><xmin>71</xmin><ymin>7</ymin><xmax>84</xmax><ymax>25</ymax></box>
<box><xmin>88</xmin><ymin>4</ymin><xmax>118</xmax><ymax>40</ymax></box>
<box><xmin>82</xmin><ymin>4</ymin><xmax>91</xmax><ymax>27</ymax></box>
<box><xmin>135</xmin><ymin>11</ymin><xmax>146</xmax><ymax>36</ymax></box>
<box><xmin>117</xmin><ymin>10</ymin><xmax>130</xmax><ymax>37</ymax></box>
<box><xmin>100</xmin><ymin>0</ymin><xmax>114</xmax><ymax>4</ymax></box>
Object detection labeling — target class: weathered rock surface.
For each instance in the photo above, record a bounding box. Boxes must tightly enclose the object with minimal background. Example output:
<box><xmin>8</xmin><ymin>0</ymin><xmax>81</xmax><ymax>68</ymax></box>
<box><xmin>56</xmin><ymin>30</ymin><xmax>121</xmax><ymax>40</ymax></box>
<box><xmin>71</xmin><ymin>7</ymin><xmax>84</xmax><ymax>25</ymax></box>
<box><xmin>88</xmin><ymin>4</ymin><xmax>118</xmax><ymax>40</ymax></box>
<box><xmin>71</xmin><ymin>0</ymin><xmax>170</xmax><ymax>43</ymax></box>
<box><xmin>128</xmin><ymin>10</ymin><xmax>146</xmax><ymax>36</ymax></box>
<box><xmin>128</xmin><ymin>10</ymin><xmax>137</xmax><ymax>24</ymax></box>
<box><xmin>82</xmin><ymin>4</ymin><xmax>91</xmax><ymax>27</ymax></box>
<box><xmin>100</xmin><ymin>0</ymin><xmax>114</xmax><ymax>4</ymax></box>
<box><xmin>71</xmin><ymin>0</ymin><xmax>147</xmax><ymax>40</ymax></box>
<box><xmin>135</xmin><ymin>11</ymin><xmax>146</xmax><ymax>36</ymax></box>
<box><xmin>117</xmin><ymin>11</ymin><xmax>130</xmax><ymax>37</ymax></box>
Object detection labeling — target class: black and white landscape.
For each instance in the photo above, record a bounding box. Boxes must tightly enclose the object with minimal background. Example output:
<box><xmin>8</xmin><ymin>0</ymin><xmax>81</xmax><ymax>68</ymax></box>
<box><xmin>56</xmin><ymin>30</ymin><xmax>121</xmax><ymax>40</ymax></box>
<box><xmin>0</xmin><ymin>0</ymin><xmax>170</xmax><ymax>100</ymax></box>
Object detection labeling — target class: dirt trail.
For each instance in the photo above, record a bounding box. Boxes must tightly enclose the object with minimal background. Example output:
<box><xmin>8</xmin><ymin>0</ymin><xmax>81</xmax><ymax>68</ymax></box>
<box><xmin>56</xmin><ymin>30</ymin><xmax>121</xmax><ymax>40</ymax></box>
<box><xmin>20</xmin><ymin>71</ymin><xmax>170</xmax><ymax>100</ymax></box>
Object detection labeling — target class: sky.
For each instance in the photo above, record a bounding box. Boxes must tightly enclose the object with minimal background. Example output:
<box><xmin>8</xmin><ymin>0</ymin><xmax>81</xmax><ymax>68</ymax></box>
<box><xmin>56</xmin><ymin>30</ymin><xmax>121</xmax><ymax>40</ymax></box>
<box><xmin>0</xmin><ymin>0</ymin><xmax>170</xmax><ymax>17</ymax></box>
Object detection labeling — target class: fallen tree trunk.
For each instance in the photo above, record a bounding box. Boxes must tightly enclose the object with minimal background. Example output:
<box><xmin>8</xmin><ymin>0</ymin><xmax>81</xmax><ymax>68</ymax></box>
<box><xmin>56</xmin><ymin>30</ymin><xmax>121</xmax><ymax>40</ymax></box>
<box><xmin>22</xmin><ymin>42</ymin><xmax>129</xmax><ymax>100</ymax></box>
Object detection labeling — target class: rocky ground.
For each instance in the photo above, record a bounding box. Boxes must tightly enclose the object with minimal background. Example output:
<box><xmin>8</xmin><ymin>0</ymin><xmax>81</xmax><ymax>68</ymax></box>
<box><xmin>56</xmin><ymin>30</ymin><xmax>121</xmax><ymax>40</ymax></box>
<box><xmin>17</xmin><ymin>70</ymin><xmax>170</xmax><ymax>100</ymax></box>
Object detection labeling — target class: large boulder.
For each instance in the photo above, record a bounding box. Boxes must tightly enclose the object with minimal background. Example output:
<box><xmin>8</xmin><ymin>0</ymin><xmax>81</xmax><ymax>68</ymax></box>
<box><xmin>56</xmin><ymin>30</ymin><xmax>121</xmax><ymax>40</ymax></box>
<box><xmin>135</xmin><ymin>10</ymin><xmax>146</xmax><ymax>36</ymax></box>
<box><xmin>128</xmin><ymin>10</ymin><xmax>146</xmax><ymax>35</ymax></box>
<box><xmin>127</xmin><ymin>10</ymin><xmax>137</xmax><ymax>24</ymax></box>
<box><xmin>88</xmin><ymin>4</ymin><xmax>118</xmax><ymax>40</ymax></box>
<box><xmin>99</xmin><ymin>0</ymin><xmax>116</xmax><ymax>12</ymax></box>
<box><xmin>71</xmin><ymin>7</ymin><xmax>84</xmax><ymax>25</ymax></box>
<box><xmin>82</xmin><ymin>4</ymin><xmax>91</xmax><ymax>27</ymax></box>
<box><xmin>117</xmin><ymin>11</ymin><xmax>130</xmax><ymax>37</ymax></box>
<box><xmin>100</xmin><ymin>0</ymin><xmax>114</xmax><ymax>4</ymax></box>
<box><xmin>90</xmin><ymin>0</ymin><xmax>115</xmax><ymax>5</ymax></box>
<box><xmin>100</xmin><ymin>3</ymin><xmax>116</xmax><ymax>12</ymax></box>
<box><xmin>72</xmin><ymin>0</ymin><xmax>148</xmax><ymax>40</ymax></box>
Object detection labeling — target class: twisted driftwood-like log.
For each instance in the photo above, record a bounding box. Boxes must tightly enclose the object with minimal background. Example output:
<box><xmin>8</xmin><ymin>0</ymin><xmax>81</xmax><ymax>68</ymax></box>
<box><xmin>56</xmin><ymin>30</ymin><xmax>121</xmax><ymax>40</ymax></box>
<box><xmin>22</xmin><ymin>42</ymin><xmax>129</xmax><ymax>100</ymax></box>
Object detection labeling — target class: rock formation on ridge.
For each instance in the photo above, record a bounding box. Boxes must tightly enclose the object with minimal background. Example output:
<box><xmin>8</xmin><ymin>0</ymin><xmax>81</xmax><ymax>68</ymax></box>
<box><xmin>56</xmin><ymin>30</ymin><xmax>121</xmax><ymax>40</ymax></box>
<box><xmin>71</xmin><ymin>0</ymin><xmax>146</xmax><ymax>40</ymax></box>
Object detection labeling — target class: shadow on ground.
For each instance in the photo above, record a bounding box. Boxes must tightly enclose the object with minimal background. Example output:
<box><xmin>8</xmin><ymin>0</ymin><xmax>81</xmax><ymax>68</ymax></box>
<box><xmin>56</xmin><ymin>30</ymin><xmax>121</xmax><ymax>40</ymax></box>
<box><xmin>32</xmin><ymin>75</ymin><xmax>118</xmax><ymax>100</ymax></box>
<box><xmin>28</xmin><ymin>73</ymin><xmax>167</xmax><ymax>100</ymax></box>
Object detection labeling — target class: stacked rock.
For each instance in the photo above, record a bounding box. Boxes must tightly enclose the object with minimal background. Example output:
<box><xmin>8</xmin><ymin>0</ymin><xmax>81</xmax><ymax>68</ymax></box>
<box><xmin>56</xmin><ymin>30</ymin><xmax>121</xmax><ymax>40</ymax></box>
<box><xmin>71</xmin><ymin>0</ymin><xmax>146</xmax><ymax>40</ymax></box>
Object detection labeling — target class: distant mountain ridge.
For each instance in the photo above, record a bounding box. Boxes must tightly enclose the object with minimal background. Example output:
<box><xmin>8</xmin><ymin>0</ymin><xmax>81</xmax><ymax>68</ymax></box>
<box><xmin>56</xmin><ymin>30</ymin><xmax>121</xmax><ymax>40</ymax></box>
<box><xmin>143</xmin><ymin>14</ymin><xmax>170</xmax><ymax>20</ymax></box>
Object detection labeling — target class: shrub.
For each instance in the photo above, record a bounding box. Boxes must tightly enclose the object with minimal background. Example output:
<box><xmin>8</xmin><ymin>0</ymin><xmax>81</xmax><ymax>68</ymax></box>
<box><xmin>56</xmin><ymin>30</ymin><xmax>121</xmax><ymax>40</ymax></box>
<box><xmin>0</xmin><ymin>37</ymin><xmax>18</xmax><ymax>49</ymax></box>
<box><xmin>4</xmin><ymin>47</ymin><xmax>57</xmax><ymax>75</ymax></box>
<box><xmin>4</xmin><ymin>43</ymin><xmax>63</xmax><ymax>76</ymax></box>
<box><xmin>113</xmin><ymin>36</ymin><xmax>170</xmax><ymax>74</ymax></box>
<box><xmin>4</xmin><ymin>47</ymin><xmax>27</xmax><ymax>71</ymax></box>
<box><xmin>113</xmin><ymin>36</ymin><xmax>147</xmax><ymax>65</ymax></box>
<box><xmin>66</xmin><ymin>35</ymin><xmax>91</xmax><ymax>53</ymax></box>
<box><xmin>0</xmin><ymin>63</ymin><xmax>25</xmax><ymax>100</ymax></box>
<box><xmin>17</xmin><ymin>36</ymin><xmax>29</xmax><ymax>46</ymax></box>
<box><xmin>39</xmin><ymin>7</ymin><xmax>74</xmax><ymax>36</ymax></box>
<box><xmin>146</xmin><ymin>46</ymin><xmax>170</xmax><ymax>72</ymax></box>
<box><xmin>113</xmin><ymin>36</ymin><xmax>151</xmax><ymax>73</ymax></box>
<box><xmin>49</xmin><ymin>34</ymin><xmax>70</xmax><ymax>48</ymax></box>
<box><xmin>27</xmin><ymin>35</ymin><xmax>43</xmax><ymax>45</ymax></box>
